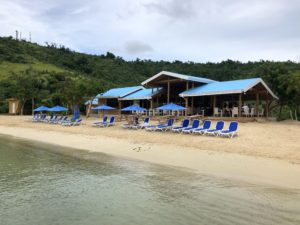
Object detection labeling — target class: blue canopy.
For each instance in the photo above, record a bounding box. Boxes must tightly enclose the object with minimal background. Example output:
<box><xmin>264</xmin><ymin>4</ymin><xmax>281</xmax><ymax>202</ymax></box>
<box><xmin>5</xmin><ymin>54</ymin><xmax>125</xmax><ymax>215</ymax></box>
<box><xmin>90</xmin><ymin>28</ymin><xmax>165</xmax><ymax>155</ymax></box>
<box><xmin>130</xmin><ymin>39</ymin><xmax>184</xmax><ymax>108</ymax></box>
<box><xmin>157</xmin><ymin>103</ymin><xmax>186</xmax><ymax>111</ymax></box>
<box><xmin>33</xmin><ymin>106</ymin><xmax>50</xmax><ymax>112</ymax></box>
<box><xmin>92</xmin><ymin>104</ymin><xmax>116</xmax><ymax>110</ymax></box>
<box><xmin>122</xmin><ymin>104</ymin><xmax>146</xmax><ymax>111</ymax></box>
<box><xmin>48</xmin><ymin>105</ymin><xmax>68</xmax><ymax>112</ymax></box>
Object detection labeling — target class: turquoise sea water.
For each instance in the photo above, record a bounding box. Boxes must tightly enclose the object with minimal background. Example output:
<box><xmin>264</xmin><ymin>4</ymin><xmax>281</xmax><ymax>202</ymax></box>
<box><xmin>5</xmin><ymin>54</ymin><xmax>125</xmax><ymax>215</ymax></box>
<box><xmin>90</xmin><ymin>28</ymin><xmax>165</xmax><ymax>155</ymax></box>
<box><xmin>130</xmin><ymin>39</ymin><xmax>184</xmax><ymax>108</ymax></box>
<box><xmin>0</xmin><ymin>135</ymin><xmax>300</xmax><ymax>225</ymax></box>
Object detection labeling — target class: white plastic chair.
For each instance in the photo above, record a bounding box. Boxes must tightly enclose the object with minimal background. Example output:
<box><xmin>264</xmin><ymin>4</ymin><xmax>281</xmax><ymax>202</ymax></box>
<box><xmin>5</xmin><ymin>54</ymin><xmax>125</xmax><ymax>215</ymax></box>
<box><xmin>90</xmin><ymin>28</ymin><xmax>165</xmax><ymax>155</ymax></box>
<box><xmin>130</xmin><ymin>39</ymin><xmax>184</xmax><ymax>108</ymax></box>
<box><xmin>242</xmin><ymin>106</ymin><xmax>250</xmax><ymax>117</ymax></box>
<box><xmin>232</xmin><ymin>107</ymin><xmax>238</xmax><ymax>117</ymax></box>
<box><xmin>250</xmin><ymin>108</ymin><xmax>255</xmax><ymax>117</ymax></box>
<box><xmin>214</xmin><ymin>107</ymin><xmax>220</xmax><ymax>117</ymax></box>
<box><xmin>258</xmin><ymin>108</ymin><xmax>264</xmax><ymax>117</ymax></box>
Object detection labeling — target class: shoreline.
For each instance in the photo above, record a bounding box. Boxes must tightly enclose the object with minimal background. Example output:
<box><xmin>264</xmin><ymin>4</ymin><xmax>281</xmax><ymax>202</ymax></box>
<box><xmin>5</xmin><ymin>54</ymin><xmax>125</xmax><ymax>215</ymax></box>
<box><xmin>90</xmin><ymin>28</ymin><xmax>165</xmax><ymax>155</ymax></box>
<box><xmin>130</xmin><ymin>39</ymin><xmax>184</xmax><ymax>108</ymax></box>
<box><xmin>1</xmin><ymin>119</ymin><xmax>300</xmax><ymax>189</ymax></box>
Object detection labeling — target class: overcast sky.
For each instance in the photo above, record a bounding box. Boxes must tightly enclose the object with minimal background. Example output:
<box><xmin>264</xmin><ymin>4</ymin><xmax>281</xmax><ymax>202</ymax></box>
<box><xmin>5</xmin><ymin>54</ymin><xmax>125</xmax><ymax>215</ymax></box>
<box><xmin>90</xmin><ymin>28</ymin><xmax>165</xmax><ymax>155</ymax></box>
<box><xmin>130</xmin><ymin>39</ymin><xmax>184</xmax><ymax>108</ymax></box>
<box><xmin>1</xmin><ymin>0</ymin><xmax>299</xmax><ymax>62</ymax></box>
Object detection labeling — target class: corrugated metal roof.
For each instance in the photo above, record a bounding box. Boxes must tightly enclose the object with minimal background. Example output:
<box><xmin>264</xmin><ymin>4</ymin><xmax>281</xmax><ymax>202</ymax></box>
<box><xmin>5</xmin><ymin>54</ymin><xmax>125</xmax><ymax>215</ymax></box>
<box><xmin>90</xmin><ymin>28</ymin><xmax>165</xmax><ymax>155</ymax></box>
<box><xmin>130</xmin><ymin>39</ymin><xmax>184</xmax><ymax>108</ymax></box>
<box><xmin>141</xmin><ymin>71</ymin><xmax>216</xmax><ymax>86</ymax></box>
<box><xmin>98</xmin><ymin>86</ymin><xmax>143</xmax><ymax>98</ymax></box>
<box><xmin>85</xmin><ymin>98</ymin><xmax>98</xmax><ymax>105</ymax></box>
<box><xmin>179</xmin><ymin>78</ymin><xmax>278</xmax><ymax>99</ymax></box>
<box><xmin>119</xmin><ymin>88</ymin><xmax>163</xmax><ymax>100</ymax></box>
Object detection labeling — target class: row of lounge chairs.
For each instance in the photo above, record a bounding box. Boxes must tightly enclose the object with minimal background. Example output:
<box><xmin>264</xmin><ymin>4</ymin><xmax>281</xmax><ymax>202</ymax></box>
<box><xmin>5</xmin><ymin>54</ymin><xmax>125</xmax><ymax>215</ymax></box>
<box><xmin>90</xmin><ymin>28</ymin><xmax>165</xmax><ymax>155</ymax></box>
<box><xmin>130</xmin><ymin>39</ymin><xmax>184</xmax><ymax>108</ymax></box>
<box><xmin>33</xmin><ymin>114</ymin><xmax>238</xmax><ymax>137</ymax></box>
<box><xmin>123</xmin><ymin>117</ymin><xmax>238</xmax><ymax>138</ymax></box>
<box><xmin>31</xmin><ymin>114</ymin><xmax>82</xmax><ymax>126</ymax></box>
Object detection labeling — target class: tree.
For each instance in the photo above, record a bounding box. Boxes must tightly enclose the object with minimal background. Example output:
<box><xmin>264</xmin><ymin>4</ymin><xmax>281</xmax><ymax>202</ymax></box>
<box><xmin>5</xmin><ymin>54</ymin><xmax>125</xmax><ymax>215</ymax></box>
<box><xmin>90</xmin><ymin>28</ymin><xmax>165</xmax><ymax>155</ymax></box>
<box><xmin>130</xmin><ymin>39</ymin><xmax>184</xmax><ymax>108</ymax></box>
<box><xmin>52</xmin><ymin>72</ymin><xmax>101</xmax><ymax>111</ymax></box>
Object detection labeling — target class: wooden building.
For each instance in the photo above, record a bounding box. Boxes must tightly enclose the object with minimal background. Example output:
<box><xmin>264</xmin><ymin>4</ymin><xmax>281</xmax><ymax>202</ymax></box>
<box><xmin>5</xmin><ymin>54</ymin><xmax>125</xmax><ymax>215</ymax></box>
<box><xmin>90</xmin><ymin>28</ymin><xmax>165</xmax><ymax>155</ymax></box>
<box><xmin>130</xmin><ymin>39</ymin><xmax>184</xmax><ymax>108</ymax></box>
<box><xmin>90</xmin><ymin>71</ymin><xmax>278</xmax><ymax>118</ymax></box>
<box><xmin>7</xmin><ymin>98</ymin><xmax>20</xmax><ymax>115</ymax></box>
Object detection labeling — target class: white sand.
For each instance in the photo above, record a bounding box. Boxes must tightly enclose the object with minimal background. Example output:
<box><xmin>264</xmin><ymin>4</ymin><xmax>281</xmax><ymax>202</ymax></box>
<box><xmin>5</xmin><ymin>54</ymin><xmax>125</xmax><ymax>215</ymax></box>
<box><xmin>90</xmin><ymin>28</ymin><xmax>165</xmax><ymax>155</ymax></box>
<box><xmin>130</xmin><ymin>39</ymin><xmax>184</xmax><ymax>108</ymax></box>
<box><xmin>0</xmin><ymin>116</ymin><xmax>300</xmax><ymax>189</ymax></box>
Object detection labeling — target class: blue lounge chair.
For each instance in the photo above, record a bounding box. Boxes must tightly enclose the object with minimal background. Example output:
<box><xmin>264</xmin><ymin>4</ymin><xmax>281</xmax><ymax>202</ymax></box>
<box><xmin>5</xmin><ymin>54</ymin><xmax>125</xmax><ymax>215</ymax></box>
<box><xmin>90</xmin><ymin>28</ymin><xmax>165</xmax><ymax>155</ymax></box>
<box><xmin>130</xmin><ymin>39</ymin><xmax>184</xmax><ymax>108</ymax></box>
<box><xmin>171</xmin><ymin>119</ymin><xmax>190</xmax><ymax>133</ymax></box>
<box><xmin>145</xmin><ymin>118</ymin><xmax>170</xmax><ymax>131</ymax></box>
<box><xmin>182</xmin><ymin>119</ymin><xmax>200</xmax><ymax>134</ymax></box>
<box><xmin>62</xmin><ymin>118</ymin><xmax>82</xmax><ymax>126</ymax></box>
<box><xmin>40</xmin><ymin>114</ymin><xmax>48</xmax><ymax>122</ymax></box>
<box><xmin>48</xmin><ymin>115</ymin><xmax>58</xmax><ymax>123</ymax></box>
<box><xmin>56</xmin><ymin>116</ymin><xmax>68</xmax><ymax>124</ymax></box>
<box><xmin>73</xmin><ymin>119</ymin><xmax>82</xmax><ymax>126</ymax></box>
<box><xmin>193</xmin><ymin>120</ymin><xmax>212</xmax><ymax>134</ymax></box>
<box><xmin>132</xmin><ymin>117</ymin><xmax>150</xmax><ymax>129</ymax></box>
<box><xmin>155</xmin><ymin>118</ymin><xmax>175</xmax><ymax>131</ymax></box>
<box><xmin>32</xmin><ymin>114</ymin><xmax>39</xmax><ymax>122</ymax></box>
<box><xmin>92</xmin><ymin>116</ymin><xmax>108</xmax><ymax>127</ymax></box>
<box><xmin>219</xmin><ymin>121</ymin><xmax>239</xmax><ymax>138</ymax></box>
<box><xmin>205</xmin><ymin>121</ymin><xmax>224</xmax><ymax>136</ymax></box>
<box><xmin>32</xmin><ymin>114</ymin><xmax>41</xmax><ymax>122</ymax></box>
<box><xmin>43</xmin><ymin>115</ymin><xmax>53</xmax><ymax>123</ymax></box>
<box><xmin>61</xmin><ymin>116</ymin><xmax>77</xmax><ymax>126</ymax></box>
<box><xmin>99</xmin><ymin>116</ymin><xmax>115</xmax><ymax>127</ymax></box>
<box><xmin>50</xmin><ymin>115</ymin><xmax>63</xmax><ymax>124</ymax></box>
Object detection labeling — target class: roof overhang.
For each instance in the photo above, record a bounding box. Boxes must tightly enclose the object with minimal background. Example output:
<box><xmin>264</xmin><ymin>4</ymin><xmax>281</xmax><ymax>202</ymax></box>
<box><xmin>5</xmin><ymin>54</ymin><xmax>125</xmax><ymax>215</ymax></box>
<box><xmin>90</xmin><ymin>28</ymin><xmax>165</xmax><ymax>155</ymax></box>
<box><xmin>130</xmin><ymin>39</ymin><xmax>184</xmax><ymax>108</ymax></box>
<box><xmin>118</xmin><ymin>88</ymin><xmax>163</xmax><ymax>101</ymax></box>
<box><xmin>98</xmin><ymin>87</ymin><xmax>143</xmax><ymax>99</ymax></box>
<box><xmin>180</xmin><ymin>78</ymin><xmax>279</xmax><ymax>99</ymax></box>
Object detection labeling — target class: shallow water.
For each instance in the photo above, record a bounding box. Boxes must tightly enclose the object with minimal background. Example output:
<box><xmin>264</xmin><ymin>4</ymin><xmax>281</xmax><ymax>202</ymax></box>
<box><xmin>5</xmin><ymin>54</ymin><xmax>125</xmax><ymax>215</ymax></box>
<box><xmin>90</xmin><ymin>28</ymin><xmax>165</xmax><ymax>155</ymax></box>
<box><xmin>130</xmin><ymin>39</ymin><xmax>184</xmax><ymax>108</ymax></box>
<box><xmin>0</xmin><ymin>135</ymin><xmax>299</xmax><ymax>225</ymax></box>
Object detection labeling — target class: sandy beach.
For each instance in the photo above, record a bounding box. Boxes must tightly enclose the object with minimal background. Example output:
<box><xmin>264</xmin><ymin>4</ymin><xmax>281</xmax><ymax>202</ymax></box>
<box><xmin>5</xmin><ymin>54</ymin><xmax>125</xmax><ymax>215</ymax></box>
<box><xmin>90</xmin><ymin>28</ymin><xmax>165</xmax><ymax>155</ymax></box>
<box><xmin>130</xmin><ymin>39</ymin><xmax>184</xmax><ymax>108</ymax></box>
<box><xmin>0</xmin><ymin>115</ymin><xmax>300</xmax><ymax>189</ymax></box>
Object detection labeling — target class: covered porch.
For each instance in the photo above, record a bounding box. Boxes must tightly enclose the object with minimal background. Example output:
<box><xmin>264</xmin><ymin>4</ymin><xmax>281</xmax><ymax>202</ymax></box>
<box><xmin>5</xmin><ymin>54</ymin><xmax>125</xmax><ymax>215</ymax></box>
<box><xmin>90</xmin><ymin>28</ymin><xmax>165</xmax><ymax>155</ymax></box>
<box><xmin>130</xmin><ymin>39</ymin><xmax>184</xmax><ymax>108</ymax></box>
<box><xmin>141</xmin><ymin>71</ymin><xmax>216</xmax><ymax>113</ymax></box>
<box><xmin>180</xmin><ymin>78</ymin><xmax>279</xmax><ymax>119</ymax></box>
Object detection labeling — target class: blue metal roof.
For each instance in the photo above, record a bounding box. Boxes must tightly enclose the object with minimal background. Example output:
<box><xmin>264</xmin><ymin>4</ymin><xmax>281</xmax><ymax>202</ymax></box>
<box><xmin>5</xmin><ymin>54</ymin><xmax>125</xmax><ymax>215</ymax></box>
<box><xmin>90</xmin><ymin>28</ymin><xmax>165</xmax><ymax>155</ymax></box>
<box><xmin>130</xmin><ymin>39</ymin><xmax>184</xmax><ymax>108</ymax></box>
<box><xmin>99</xmin><ymin>86</ymin><xmax>143</xmax><ymax>98</ymax></box>
<box><xmin>85</xmin><ymin>98</ymin><xmax>98</xmax><ymax>105</ymax></box>
<box><xmin>120</xmin><ymin>88</ymin><xmax>162</xmax><ymax>100</ymax></box>
<box><xmin>180</xmin><ymin>78</ymin><xmax>278</xmax><ymax>99</ymax></box>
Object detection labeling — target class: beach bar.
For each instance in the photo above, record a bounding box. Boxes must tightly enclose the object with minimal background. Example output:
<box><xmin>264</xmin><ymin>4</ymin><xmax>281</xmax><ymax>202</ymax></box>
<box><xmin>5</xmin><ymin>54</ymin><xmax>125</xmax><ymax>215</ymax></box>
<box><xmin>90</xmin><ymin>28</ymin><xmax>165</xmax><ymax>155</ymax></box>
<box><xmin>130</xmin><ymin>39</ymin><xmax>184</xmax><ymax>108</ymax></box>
<box><xmin>90</xmin><ymin>71</ymin><xmax>278</xmax><ymax>119</ymax></box>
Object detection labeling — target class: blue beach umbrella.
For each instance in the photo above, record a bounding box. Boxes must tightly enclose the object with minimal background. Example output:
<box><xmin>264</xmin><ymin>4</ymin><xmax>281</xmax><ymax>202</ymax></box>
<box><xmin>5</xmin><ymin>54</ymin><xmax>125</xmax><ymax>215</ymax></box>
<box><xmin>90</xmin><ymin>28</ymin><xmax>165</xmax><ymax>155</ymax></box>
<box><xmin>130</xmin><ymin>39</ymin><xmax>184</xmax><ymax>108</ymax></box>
<box><xmin>33</xmin><ymin>106</ymin><xmax>50</xmax><ymax>112</ymax></box>
<box><xmin>122</xmin><ymin>104</ymin><xmax>146</xmax><ymax>111</ymax></box>
<box><xmin>92</xmin><ymin>104</ymin><xmax>116</xmax><ymax>110</ymax></box>
<box><xmin>157</xmin><ymin>103</ymin><xmax>186</xmax><ymax>111</ymax></box>
<box><xmin>48</xmin><ymin>105</ymin><xmax>68</xmax><ymax>112</ymax></box>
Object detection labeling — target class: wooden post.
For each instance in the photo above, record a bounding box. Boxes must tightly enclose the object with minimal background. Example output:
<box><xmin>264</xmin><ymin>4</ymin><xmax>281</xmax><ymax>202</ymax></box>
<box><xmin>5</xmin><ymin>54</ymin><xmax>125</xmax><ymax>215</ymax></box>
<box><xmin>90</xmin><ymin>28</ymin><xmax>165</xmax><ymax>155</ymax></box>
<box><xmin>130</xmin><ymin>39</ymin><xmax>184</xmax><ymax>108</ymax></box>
<box><xmin>256</xmin><ymin>93</ymin><xmax>259</xmax><ymax>117</ymax></box>
<box><xmin>118</xmin><ymin>101</ymin><xmax>122</xmax><ymax>115</ymax></box>
<box><xmin>167</xmin><ymin>80</ymin><xmax>170</xmax><ymax>103</ymax></box>
<box><xmin>150</xmin><ymin>99</ymin><xmax>153</xmax><ymax>109</ymax></box>
<box><xmin>191</xmin><ymin>82</ymin><xmax>195</xmax><ymax>115</ymax></box>
<box><xmin>191</xmin><ymin>97</ymin><xmax>194</xmax><ymax>115</ymax></box>
<box><xmin>266</xmin><ymin>93</ymin><xmax>269</xmax><ymax>118</ymax></box>
<box><xmin>213</xmin><ymin>96</ymin><xmax>216</xmax><ymax>110</ymax></box>
<box><xmin>185</xmin><ymin>98</ymin><xmax>188</xmax><ymax>116</ymax></box>
<box><xmin>238</xmin><ymin>94</ymin><xmax>242</xmax><ymax>117</ymax></box>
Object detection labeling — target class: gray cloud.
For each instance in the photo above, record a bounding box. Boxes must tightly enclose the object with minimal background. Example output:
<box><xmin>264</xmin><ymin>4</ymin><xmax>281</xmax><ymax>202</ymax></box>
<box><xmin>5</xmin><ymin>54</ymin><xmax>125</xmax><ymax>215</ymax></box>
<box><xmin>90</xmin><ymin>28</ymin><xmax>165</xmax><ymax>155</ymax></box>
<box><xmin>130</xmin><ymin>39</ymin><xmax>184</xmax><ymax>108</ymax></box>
<box><xmin>125</xmin><ymin>40</ymin><xmax>153</xmax><ymax>55</ymax></box>
<box><xmin>0</xmin><ymin>0</ymin><xmax>299</xmax><ymax>62</ymax></box>
<box><xmin>144</xmin><ymin>0</ymin><xmax>196</xmax><ymax>19</ymax></box>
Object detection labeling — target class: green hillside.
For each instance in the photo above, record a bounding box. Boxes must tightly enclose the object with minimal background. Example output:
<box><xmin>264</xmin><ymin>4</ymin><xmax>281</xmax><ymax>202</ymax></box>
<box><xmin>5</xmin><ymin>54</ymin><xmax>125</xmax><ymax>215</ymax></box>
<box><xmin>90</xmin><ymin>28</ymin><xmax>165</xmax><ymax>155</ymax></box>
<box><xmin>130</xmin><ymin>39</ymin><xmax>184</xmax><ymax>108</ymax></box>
<box><xmin>0</xmin><ymin>61</ymin><xmax>66</xmax><ymax>78</ymax></box>
<box><xmin>0</xmin><ymin>36</ymin><xmax>299</xmax><ymax>118</ymax></box>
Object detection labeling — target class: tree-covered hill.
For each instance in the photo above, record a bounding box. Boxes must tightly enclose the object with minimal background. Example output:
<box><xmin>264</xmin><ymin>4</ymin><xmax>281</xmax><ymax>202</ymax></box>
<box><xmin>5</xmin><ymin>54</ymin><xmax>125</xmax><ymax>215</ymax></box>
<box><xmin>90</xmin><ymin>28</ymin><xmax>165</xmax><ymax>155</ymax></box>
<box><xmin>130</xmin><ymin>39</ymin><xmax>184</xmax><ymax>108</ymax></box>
<box><xmin>0</xmin><ymin>36</ymin><xmax>299</xmax><ymax>118</ymax></box>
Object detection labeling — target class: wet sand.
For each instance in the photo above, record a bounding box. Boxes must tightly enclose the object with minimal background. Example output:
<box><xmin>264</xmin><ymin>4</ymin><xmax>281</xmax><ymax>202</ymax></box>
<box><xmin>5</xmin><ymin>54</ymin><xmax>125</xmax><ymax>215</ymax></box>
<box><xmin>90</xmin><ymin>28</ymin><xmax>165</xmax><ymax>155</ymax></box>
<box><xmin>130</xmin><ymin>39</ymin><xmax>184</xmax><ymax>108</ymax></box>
<box><xmin>0</xmin><ymin>115</ymin><xmax>299</xmax><ymax>188</ymax></box>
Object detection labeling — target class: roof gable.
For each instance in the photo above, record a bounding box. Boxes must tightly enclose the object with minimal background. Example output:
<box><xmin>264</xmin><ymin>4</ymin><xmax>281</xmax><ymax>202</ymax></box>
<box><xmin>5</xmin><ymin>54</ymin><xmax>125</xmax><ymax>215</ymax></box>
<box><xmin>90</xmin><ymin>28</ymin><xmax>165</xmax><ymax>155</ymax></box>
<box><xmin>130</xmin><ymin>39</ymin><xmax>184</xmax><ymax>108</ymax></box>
<box><xmin>119</xmin><ymin>88</ymin><xmax>162</xmax><ymax>100</ymax></box>
<box><xmin>99</xmin><ymin>86</ymin><xmax>143</xmax><ymax>98</ymax></box>
<box><xmin>141</xmin><ymin>71</ymin><xmax>216</xmax><ymax>86</ymax></box>
<box><xmin>180</xmin><ymin>78</ymin><xmax>278</xmax><ymax>99</ymax></box>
